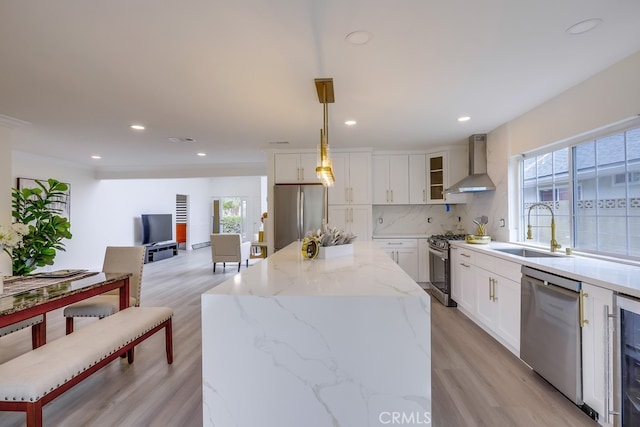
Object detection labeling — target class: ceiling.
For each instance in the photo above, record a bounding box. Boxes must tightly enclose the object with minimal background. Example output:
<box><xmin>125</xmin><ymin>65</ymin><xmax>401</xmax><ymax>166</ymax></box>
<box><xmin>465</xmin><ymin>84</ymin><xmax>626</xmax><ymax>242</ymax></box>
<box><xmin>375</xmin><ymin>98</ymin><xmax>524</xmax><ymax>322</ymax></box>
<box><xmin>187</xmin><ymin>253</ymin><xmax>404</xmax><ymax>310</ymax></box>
<box><xmin>1</xmin><ymin>0</ymin><xmax>640</xmax><ymax>177</ymax></box>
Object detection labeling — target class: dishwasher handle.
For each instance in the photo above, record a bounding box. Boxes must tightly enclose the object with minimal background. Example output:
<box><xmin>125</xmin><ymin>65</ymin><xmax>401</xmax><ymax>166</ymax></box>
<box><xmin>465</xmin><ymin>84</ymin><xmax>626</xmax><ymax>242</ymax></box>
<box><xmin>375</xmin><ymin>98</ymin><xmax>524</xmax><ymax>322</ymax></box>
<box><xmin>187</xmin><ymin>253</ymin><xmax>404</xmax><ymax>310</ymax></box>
<box><xmin>521</xmin><ymin>265</ymin><xmax>581</xmax><ymax>292</ymax></box>
<box><xmin>522</xmin><ymin>274</ymin><xmax>580</xmax><ymax>299</ymax></box>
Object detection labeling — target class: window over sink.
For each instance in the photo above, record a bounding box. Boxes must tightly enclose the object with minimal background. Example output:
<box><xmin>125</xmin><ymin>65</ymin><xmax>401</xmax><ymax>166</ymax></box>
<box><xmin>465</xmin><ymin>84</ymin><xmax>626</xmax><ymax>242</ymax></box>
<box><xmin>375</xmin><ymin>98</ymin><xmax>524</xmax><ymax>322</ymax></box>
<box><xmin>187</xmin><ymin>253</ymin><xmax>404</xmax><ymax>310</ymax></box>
<box><xmin>521</xmin><ymin>121</ymin><xmax>640</xmax><ymax>259</ymax></box>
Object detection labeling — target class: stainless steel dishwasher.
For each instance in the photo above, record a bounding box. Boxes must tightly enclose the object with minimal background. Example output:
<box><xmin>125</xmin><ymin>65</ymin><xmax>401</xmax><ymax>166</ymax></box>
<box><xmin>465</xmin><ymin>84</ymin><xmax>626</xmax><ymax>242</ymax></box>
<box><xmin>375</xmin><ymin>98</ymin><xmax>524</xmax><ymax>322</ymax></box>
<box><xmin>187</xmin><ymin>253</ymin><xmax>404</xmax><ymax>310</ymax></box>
<box><xmin>520</xmin><ymin>266</ymin><xmax>589</xmax><ymax>411</ymax></box>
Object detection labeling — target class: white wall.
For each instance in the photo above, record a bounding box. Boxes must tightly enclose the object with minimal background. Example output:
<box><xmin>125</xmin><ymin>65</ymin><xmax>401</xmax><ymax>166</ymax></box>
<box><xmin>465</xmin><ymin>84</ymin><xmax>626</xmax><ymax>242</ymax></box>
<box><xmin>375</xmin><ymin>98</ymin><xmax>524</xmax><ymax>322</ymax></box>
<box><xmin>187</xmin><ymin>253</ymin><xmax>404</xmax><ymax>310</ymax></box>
<box><xmin>11</xmin><ymin>151</ymin><xmax>265</xmax><ymax>271</ymax></box>
<box><xmin>468</xmin><ymin>50</ymin><xmax>640</xmax><ymax>242</ymax></box>
<box><xmin>0</xmin><ymin>125</ymin><xmax>12</xmax><ymax>275</ymax></box>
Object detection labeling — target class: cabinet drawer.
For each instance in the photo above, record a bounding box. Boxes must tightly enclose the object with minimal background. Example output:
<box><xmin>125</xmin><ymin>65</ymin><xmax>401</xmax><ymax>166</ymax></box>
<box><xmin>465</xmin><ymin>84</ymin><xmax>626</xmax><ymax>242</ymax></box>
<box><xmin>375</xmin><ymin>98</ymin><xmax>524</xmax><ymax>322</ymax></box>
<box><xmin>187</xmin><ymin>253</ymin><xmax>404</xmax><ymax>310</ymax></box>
<box><xmin>475</xmin><ymin>252</ymin><xmax>521</xmax><ymax>283</ymax></box>
<box><xmin>453</xmin><ymin>246</ymin><xmax>475</xmax><ymax>264</ymax></box>
<box><xmin>374</xmin><ymin>238</ymin><xmax>417</xmax><ymax>249</ymax></box>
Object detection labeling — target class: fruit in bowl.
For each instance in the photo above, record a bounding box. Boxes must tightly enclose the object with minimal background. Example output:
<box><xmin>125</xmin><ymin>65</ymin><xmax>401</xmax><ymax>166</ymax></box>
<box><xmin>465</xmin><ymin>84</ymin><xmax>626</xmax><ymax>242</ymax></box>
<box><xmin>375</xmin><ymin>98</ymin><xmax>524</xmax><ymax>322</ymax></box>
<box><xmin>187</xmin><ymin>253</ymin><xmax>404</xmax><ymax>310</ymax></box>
<box><xmin>466</xmin><ymin>235</ymin><xmax>491</xmax><ymax>244</ymax></box>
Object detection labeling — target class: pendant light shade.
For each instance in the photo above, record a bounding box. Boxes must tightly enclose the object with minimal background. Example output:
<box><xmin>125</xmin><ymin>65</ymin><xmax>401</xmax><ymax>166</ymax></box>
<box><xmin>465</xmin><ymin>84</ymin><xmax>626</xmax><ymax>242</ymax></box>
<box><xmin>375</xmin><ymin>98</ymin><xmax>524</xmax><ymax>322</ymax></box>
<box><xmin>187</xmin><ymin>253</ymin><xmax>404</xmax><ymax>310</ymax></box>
<box><xmin>315</xmin><ymin>78</ymin><xmax>335</xmax><ymax>187</ymax></box>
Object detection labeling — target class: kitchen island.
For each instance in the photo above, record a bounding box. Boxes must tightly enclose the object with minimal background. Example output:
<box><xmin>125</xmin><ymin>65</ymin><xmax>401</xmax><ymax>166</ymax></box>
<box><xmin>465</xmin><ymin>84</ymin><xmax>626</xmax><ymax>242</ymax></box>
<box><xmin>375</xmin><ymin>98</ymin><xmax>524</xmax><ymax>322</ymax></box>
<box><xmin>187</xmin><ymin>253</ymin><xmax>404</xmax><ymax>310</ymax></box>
<box><xmin>201</xmin><ymin>241</ymin><xmax>431</xmax><ymax>427</ymax></box>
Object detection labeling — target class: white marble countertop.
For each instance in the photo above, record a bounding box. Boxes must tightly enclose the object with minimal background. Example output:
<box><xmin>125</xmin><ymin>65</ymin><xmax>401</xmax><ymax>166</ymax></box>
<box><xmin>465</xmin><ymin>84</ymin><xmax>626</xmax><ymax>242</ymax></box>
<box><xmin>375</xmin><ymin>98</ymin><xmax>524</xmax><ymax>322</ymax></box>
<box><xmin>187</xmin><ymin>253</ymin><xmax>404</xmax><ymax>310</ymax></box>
<box><xmin>206</xmin><ymin>240</ymin><xmax>426</xmax><ymax>297</ymax></box>
<box><xmin>450</xmin><ymin>240</ymin><xmax>640</xmax><ymax>298</ymax></box>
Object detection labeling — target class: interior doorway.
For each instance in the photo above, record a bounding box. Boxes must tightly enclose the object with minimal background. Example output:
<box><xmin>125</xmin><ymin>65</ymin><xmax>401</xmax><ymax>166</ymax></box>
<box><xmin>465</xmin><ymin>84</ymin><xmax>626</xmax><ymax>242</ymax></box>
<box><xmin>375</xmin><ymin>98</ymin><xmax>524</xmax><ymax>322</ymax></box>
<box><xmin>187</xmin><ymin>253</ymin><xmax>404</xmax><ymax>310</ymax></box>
<box><xmin>211</xmin><ymin>196</ymin><xmax>248</xmax><ymax>241</ymax></box>
<box><xmin>176</xmin><ymin>194</ymin><xmax>187</xmax><ymax>250</ymax></box>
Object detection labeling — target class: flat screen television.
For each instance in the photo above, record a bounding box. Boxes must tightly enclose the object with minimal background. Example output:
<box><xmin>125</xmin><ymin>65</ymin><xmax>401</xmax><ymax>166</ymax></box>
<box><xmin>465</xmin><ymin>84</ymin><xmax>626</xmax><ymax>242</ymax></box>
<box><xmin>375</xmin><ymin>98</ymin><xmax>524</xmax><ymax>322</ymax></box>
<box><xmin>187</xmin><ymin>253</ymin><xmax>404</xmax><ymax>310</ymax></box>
<box><xmin>141</xmin><ymin>214</ymin><xmax>173</xmax><ymax>245</ymax></box>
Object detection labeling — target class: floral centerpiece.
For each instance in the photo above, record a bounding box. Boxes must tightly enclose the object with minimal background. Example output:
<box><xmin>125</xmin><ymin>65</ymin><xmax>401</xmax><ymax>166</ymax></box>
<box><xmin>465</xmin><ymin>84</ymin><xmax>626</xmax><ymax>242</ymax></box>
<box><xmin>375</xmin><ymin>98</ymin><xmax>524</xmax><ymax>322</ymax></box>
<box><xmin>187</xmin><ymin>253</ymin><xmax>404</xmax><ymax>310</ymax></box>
<box><xmin>0</xmin><ymin>222</ymin><xmax>29</xmax><ymax>284</ymax></box>
<box><xmin>306</xmin><ymin>223</ymin><xmax>357</xmax><ymax>247</ymax></box>
<box><xmin>303</xmin><ymin>222</ymin><xmax>357</xmax><ymax>259</ymax></box>
<box><xmin>0</xmin><ymin>223</ymin><xmax>29</xmax><ymax>256</ymax></box>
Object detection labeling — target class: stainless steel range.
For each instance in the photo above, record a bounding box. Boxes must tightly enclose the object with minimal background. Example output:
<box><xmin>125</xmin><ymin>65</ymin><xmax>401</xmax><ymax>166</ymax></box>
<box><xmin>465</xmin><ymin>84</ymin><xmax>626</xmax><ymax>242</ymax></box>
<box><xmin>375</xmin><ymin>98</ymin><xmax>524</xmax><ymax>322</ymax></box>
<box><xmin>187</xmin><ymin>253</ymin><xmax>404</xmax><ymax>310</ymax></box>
<box><xmin>428</xmin><ymin>234</ymin><xmax>466</xmax><ymax>307</ymax></box>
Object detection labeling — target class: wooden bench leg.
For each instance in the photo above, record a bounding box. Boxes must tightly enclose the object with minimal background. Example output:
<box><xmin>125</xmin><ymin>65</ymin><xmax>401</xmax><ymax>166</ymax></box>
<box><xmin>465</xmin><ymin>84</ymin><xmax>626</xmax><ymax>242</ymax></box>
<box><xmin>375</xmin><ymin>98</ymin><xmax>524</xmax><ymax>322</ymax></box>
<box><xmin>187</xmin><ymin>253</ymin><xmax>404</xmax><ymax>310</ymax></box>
<box><xmin>25</xmin><ymin>401</ymin><xmax>43</xmax><ymax>427</ymax></box>
<box><xmin>127</xmin><ymin>348</ymin><xmax>135</xmax><ymax>364</ymax></box>
<box><xmin>165</xmin><ymin>319</ymin><xmax>173</xmax><ymax>364</ymax></box>
<box><xmin>31</xmin><ymin>314</ymin><xmax>47</xmax><ymax>349</ymax></box>
<box><xmin>65</xmin><ymin>317</ymin><xmax>74</xmax><ymax>335</ymax></box>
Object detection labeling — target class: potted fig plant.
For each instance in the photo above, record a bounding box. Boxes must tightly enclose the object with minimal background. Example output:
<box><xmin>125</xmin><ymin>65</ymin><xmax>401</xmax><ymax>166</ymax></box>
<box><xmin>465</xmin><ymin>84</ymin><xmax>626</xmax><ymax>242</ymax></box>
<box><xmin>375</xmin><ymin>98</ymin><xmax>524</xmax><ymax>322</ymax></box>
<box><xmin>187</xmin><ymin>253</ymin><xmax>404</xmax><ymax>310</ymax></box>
<box><xmin>10</xmin><ymin>178</ymin><xmax>73</xmax><ymax>275</ymax></box>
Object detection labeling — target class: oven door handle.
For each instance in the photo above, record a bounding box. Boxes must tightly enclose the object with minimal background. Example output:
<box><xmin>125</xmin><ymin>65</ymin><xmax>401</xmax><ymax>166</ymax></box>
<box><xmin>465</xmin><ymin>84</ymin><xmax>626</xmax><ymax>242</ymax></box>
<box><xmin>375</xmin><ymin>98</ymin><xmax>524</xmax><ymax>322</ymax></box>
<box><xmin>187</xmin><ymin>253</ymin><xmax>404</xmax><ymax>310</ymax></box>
<box><xmin>429</xmin><ymin>247</ymin><xmax>447</xmax><ymax>260</ymax></box>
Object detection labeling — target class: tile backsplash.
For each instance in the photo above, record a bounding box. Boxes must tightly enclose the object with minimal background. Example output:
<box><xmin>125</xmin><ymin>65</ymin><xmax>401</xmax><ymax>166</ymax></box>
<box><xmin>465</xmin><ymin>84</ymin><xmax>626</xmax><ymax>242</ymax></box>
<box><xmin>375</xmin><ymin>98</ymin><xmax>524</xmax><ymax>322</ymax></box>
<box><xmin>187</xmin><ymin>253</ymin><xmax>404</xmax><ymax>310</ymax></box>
<box><xmin>372</xmin><ymin>204</ymin><xmax>465</xmax><ymax>236</ymax></box>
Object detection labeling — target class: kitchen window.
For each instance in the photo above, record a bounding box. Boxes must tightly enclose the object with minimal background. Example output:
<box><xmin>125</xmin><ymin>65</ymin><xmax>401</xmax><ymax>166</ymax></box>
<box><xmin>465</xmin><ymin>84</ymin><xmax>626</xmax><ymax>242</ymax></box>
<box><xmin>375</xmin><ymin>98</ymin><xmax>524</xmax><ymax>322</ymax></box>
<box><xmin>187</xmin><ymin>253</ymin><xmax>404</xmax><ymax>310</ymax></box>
<box><xmin>521</xmin><ymin>124</ymin><xmax>640</xmax><ymax>259</ymax></box>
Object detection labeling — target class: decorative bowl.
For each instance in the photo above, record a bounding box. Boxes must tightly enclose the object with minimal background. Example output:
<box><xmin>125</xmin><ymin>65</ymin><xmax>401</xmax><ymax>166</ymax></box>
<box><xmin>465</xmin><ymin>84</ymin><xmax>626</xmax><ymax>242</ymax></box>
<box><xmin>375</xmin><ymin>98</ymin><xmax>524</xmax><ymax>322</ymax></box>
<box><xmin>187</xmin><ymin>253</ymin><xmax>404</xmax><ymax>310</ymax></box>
<box><xmin>466</xmin><ymin>235</ymin><xmax>491</xmax><ymax>244</ymax></box>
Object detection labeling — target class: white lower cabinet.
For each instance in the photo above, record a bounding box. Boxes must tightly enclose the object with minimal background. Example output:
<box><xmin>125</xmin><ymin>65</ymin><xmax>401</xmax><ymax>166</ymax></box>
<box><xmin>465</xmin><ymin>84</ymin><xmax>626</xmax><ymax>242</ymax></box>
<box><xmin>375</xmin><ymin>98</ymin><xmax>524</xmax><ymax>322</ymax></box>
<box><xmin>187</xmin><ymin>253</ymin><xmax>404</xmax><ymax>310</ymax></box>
<box><xmin>417</xmin><ymin>238</ymin><xmax>429</xmax><ymax>283</ymax></box>
<box><xmin>450</xmin><ymin>244</ymin><xmax>520</xmax><ymax>356</ymax></box>
<box><xmin>450</xmin><ymin>246</ymin><xmax>476</xmax><ymax>313</ymax></box>
<box><xmin>473</xmin><ymin>253</ymin><xmax>521</xmax><ymax>356</ymax></box>
<box><xmin>374</xmin><ymin>239</ymin><xmax>418</xmax><ymax>282</ymax></box>
<box><xmin>582</xmin><ymin>282</ymin><xmax>614</xmax><ymax>426</ymax></box>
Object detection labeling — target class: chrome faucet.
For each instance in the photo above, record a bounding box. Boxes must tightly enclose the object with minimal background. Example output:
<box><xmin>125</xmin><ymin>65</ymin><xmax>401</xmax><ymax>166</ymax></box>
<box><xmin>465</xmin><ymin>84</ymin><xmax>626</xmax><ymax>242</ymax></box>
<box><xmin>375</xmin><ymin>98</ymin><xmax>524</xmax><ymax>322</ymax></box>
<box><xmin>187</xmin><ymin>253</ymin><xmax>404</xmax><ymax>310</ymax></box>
<box><xmin>526</xmin><ymin>202</ymin><xmax>562</xmax><ymax>252</ymax></box>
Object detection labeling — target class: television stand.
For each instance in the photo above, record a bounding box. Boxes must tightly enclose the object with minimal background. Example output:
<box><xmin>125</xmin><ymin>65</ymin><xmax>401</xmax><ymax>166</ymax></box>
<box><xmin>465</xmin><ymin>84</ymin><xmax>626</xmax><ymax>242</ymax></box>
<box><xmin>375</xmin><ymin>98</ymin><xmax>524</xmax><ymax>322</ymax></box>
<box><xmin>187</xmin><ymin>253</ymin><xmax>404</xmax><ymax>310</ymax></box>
<box><xmin>145</xmin><ymin>242</ymin><xmax>178</xmax><ymax>263</ymax></box>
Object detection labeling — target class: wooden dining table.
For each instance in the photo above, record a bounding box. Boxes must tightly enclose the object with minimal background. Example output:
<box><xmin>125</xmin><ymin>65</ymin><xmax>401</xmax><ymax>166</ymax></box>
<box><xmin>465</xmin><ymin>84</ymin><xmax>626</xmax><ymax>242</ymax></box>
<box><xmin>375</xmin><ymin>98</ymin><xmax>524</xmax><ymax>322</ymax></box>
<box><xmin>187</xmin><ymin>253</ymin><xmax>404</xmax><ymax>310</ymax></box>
<box><xmin>0</xmin><ymin>271</ymin><xmax>131</xmax><ymax>347</ymax></box>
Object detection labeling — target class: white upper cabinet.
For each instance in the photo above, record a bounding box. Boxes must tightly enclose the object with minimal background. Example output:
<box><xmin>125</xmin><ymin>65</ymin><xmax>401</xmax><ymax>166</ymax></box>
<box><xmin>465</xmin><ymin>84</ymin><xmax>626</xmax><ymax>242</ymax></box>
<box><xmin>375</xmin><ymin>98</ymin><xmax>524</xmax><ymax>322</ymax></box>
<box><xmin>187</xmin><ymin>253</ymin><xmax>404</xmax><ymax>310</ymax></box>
<box><xmin>427</xmin><ymin>149</ymin><xmax>468</xmax><ymax>204</ymax></box>
<box><xmin>409</xmin><ymin>154</ymin><xmax>427</xmax><ymax>204</ymax></box>
<box><xmin>328</xmin><ymin>152</ymin><xmax>372</xmax><ymax>205</ymax></box>
<box><xmin>328</xmin><ymin>205</ymin><xmax>372</xmax><ymax>240</ymax></box>
<box><xmin>372</xmin><ymin>155</ymin><xmax>409</xmax><ymax>205</ymax></box>
<box><xmin>274</xmin><ymin>153</ymin><xmax>319</xmax><ymax>183</ymax></box>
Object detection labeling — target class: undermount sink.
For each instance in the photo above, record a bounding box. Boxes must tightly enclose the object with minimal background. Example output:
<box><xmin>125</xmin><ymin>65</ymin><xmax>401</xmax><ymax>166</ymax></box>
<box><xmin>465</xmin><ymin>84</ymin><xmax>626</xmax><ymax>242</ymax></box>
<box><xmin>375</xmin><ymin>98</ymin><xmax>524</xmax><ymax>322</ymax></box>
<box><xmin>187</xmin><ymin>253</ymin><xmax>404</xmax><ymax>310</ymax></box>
<box><xmin>494</xmin><ymin>247</ymin><xmax>562</xmax><ymax>258</ymax></box>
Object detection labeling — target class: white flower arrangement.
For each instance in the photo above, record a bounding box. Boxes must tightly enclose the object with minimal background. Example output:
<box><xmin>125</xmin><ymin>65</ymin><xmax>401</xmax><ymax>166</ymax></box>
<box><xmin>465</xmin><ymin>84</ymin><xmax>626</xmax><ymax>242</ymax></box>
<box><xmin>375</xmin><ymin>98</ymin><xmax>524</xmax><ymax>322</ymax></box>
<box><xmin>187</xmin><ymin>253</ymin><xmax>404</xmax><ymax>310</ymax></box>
<box><xmin>306</xmin><ymin>222</ymin><xmax>357</xmax><ymax>247</ymax></box>
<box><xmin>0</xmin><ymin>223</ymin><xmax>29</xmax><ymax>254</ymax></box>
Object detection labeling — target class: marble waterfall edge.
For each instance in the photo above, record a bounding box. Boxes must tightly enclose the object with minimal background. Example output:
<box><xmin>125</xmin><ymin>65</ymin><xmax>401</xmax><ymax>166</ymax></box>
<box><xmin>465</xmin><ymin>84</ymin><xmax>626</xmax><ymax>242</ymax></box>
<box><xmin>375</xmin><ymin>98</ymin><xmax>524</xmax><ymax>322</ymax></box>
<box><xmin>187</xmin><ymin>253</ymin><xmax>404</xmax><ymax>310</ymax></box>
<box><xmin>201</xmin><ymin>241</ymin><xmax>432</xmax><ymax>427</ymax></box>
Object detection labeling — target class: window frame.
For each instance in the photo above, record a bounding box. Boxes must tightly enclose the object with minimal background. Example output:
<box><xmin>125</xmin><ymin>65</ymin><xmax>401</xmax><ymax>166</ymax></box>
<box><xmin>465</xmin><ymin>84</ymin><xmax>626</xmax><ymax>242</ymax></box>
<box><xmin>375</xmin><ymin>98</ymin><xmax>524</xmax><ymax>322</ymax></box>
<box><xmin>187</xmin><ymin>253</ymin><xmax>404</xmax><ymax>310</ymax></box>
<box><xmin>519</xmin><ymin>117</ymin><xmax>640</xmax><ymax>260</ymax></box>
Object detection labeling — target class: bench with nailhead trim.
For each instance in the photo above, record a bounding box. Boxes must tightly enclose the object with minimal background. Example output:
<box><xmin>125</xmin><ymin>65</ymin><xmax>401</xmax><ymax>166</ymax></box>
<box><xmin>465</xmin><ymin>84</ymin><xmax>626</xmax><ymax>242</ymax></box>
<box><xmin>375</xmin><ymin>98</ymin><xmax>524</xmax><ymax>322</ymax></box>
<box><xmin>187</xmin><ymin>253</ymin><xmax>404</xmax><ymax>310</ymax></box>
<box><xmin>0</xmin><ymin>306</ymin><xmax>173</xmax><ymax>427</ymax></box>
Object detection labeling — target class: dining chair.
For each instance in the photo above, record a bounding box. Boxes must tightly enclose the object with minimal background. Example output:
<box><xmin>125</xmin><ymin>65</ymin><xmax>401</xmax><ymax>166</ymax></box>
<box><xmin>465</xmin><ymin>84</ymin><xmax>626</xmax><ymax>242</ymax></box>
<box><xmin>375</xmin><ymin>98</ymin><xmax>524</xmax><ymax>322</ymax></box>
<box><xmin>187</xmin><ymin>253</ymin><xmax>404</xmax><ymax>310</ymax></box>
<box><xmin>210</xmin><ymin>234</ymin><xmax>251</xmax><ymax>272</ymax></box>
<box><xmin>63</xmin><ymin>246</ymin><xmax>146</xmax><ymax>334</ymax></box>
<box><xmin>0</xmin><ymin>315</ymin><xmax>45</xmax><ymax>348</ymax></box>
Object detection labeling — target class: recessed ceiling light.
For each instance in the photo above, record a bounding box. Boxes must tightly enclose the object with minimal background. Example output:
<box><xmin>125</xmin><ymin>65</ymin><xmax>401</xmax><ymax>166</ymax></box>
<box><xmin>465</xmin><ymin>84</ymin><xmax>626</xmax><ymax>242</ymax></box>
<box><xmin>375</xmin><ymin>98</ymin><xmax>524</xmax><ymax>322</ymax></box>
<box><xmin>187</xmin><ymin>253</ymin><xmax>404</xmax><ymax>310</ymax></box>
<box><xmin>197</xmin><ymin>152</ymin><xmax>206</xmax><ymax>157</ymax></box>
<box><xmin>130</xmin><ymin>124</ymin><xmax>145</xmax><ymax>130</ymax></box>
<box><xmin>566</xmin><ymin>18</ymin><xmax>603</xmax><ymax>35</ymax></box>
<box><xmin>168</xmin><ymin>137</ymin><xmax>197</xmax><ymax>143</ymax></box>
<box><xmin>458</xmin><ymin>116</ymin><xmax>471</xmax><ymax>122</ymax></box>
<box><xmin>345</xmin><ymin>120</ymin><xmax>357</xmax><ymax>126</ymax></box>
<box><xmin>268</xmin><ymin>141</ymin><xmax>290</xmax><ymax>145</ymax></box>
<box><xmin>346</xmin><ymin>31</ymin><xmax>372</xmax><ymax>45</ymax></box>
<box><xmin>91</xmin><ymin>155</ymin><xmax>101</xmax><ymax>160</ymax></box>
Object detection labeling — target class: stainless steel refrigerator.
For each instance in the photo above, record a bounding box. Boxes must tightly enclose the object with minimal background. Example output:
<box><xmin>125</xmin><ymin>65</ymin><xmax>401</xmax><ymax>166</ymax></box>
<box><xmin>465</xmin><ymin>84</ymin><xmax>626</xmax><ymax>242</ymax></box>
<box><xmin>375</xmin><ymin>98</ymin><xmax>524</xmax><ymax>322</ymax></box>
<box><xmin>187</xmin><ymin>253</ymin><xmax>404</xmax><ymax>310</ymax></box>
<box><xmin>274</xmin><ymin>184</ymin><xmax>326</xmax><ymax>251</ymax></box>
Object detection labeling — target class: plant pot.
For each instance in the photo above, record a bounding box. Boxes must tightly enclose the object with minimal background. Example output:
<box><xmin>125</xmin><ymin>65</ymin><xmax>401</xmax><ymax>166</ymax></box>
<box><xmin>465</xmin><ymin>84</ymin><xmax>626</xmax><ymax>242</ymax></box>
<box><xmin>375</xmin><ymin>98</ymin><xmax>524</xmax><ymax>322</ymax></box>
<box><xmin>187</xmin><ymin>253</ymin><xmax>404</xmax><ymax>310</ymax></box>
<box><xmin>317</xmin><ymin>244</ymin><xmax>353</xmax><ymax>259</ymax></box>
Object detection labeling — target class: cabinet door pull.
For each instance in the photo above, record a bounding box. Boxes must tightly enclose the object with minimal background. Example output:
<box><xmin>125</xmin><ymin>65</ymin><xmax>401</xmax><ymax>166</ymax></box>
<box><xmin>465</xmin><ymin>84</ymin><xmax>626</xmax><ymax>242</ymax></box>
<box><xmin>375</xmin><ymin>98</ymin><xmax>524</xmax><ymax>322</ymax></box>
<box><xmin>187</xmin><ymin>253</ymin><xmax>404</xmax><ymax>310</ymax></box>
<box><xmin>345</xmin><ymin>188</ymin><xmax>349</xmax><ymax>203</ymax></box>
<box><xmin>604</xmin><ymin>305</ymin><xmax>618</xmax><ymax>423</ymax></box>
<box><xmin>580</xmin><ymin>290</ymin><xmax>589</xmax><ymax>327</ymax></box>
<box><xmin>492</xmin><ymin>278</ymin><xmax>497</xmax><ymax>302</ymax></box>
<box><xmin>390</xmin><ymin>189</ymin><xmax>394</xmax><ymax>202</ymax></box>
<box><xmin>460</xmin><ymin>263</ymin><xmax>470</xmax><ymax>268</ymax></box>
<box><xmin>350</xmin><ymin>208</ymin><xmax>353</xmax><ymax>223</ymax></box>
<box><xmin>345</xmin><ymin>209</ymin><xmax>349</xmax><ymax>223</ymax></box>
<box><xmin>350</xmin><ymin>187</ymin><xmax>353</xmax><ymax>203</ymax></box>
<box><xmin>488</xmin><ymin>278</ymin><xmax>493</xmax><ymax>301</ymax></box>
<box><xmin>423</xmin><ymin>189</ymin><xmax>426</xmax><ymax>202</ymax></box>
<box><xmin>461</xmin><ymin>253</ymin><xmax>470</xmax><ymax>258</ymax></box>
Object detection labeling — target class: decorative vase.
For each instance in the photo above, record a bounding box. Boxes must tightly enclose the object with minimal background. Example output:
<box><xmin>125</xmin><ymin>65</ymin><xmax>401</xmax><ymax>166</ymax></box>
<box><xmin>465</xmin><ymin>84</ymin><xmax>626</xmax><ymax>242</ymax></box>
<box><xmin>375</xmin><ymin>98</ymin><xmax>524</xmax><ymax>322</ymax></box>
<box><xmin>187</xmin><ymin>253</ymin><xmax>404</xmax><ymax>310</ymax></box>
<box><xmin>317</xmin><ymin>244</ymin><xmax>353</xmax><ymax>259</ymax></box>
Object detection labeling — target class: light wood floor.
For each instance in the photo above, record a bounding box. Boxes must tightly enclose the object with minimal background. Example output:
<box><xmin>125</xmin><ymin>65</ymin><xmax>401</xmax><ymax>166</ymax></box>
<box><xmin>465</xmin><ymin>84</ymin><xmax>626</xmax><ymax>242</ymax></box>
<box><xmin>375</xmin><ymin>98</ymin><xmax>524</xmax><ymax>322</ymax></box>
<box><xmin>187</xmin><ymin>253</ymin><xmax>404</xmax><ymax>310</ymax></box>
<box><xmin>0</xmin><ymin>248</ymin><xmax>597</xmax><ymax>426</ymax></box>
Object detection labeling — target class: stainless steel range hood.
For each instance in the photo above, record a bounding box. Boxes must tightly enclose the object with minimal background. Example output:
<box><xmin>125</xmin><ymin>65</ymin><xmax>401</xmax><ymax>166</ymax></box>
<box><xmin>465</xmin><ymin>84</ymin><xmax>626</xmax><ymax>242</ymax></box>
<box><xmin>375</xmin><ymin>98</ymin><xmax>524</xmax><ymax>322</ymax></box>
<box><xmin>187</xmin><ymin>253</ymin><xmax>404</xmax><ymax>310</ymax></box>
<box><xmin>446</xmin><ymin>134</ymin><xmax>496</xmax><ymax>194</ymax></box>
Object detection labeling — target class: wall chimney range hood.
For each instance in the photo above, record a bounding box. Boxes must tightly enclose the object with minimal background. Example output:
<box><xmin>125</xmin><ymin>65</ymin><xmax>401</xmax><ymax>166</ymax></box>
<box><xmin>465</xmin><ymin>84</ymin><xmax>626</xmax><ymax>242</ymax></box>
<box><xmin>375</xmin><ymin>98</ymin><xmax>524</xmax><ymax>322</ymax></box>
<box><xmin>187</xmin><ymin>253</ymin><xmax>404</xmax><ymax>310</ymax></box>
<box><xmin>446</xmin><ymin>134</ymin><xmax>496</xmax><ymax>194</ymax></box>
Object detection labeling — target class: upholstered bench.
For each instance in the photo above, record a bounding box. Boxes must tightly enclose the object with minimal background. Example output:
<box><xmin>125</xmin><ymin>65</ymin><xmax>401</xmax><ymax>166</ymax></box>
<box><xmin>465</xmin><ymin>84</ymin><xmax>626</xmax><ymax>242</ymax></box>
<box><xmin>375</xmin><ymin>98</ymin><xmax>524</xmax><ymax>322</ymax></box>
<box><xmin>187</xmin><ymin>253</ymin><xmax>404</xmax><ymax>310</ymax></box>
<box><xmin>0</xmin><ymin>306</ymin><xmax>173</xmax><ymax>427</ymax></box>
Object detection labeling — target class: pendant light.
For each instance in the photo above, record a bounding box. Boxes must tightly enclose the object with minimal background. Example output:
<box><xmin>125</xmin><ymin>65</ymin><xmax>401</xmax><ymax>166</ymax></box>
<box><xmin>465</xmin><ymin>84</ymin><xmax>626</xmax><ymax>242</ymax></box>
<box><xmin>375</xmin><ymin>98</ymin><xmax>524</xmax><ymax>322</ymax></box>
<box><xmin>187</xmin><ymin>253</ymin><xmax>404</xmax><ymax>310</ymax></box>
<box><xmin>314</xmin><ymin>78</ymin><xmax>335</xmax><ymax>187</ymax></box>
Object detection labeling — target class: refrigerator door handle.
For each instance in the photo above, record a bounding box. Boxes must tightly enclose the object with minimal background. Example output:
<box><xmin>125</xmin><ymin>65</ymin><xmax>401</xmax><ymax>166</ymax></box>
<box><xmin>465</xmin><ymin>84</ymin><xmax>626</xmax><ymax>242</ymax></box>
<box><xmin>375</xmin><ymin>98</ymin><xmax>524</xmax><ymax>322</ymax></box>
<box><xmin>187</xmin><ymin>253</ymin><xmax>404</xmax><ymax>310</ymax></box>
<box><xmin>297</xmin><ymin>189</ymin><xmax>302</xmax><ymax>239</ymax></box>
<box><xmin>300</xmin><ymin>189</ymin><xmax>305</xmax><ymax>239</ymax></box>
